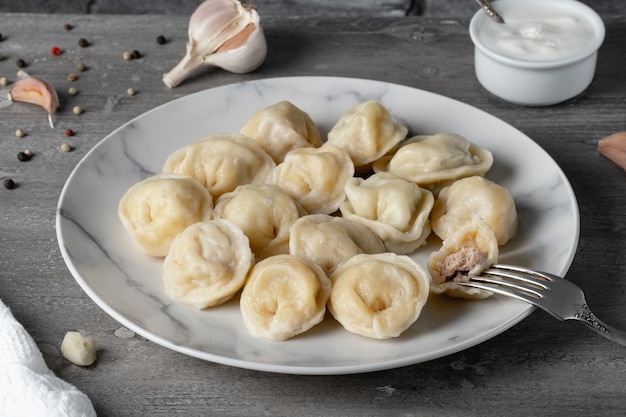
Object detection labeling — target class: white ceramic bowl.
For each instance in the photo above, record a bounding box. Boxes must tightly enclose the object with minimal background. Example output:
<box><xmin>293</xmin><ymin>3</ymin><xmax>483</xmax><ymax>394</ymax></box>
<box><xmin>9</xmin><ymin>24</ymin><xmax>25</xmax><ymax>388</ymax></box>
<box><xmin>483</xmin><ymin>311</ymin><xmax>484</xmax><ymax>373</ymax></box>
<box><xmin>469</xmin><ymin>0</ymin><xmax>605</xmax><ymax>106</ymax></box>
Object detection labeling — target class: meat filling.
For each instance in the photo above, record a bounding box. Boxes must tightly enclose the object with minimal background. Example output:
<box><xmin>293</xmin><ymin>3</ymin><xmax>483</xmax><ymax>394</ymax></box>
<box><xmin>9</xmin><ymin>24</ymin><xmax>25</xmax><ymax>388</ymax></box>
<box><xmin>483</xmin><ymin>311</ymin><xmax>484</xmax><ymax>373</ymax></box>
<box><xmin>437</xmin><ymin>246</ymin><xmax>487</xmax><ymax>283</ymax></box>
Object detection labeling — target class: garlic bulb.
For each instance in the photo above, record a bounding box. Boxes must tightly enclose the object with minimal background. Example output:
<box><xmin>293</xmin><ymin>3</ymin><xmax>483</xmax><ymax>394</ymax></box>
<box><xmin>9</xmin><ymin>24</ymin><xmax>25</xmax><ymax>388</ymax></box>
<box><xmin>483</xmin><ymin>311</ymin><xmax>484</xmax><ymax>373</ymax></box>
<box><xmin>163</xmin><ymin>0</ymin><xmax>267</xmax><ymax>88</ymax></box>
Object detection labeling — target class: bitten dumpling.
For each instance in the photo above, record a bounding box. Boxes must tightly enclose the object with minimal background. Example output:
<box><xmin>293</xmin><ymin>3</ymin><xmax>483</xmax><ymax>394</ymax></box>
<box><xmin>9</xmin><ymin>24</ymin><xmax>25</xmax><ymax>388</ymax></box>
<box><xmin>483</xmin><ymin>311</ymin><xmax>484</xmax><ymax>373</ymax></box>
<box><xmin>163</xmin><ymin>220</ymin><xmax>253</xmax><ymax>309</ymax></box>
<box><xmin>162</xmin><ymin>133</ymin><xmax>275</xmax><ymax>199</ymax></box>
<box><xmin>428</xmin><ymin>219</ymin><xmax>498</xmax><ymax>300</ymax></box>
<box><xmin>431</xmin><ymin>176</ymin><xmax>518</xmax><ymax>245</ymax></box>
<box><xmin>289</xmin><ymin>214</ymin><xmax>385</xmax><ymax>276</ymax></box>
<box><xmin>339</xmin><ymin>172</ymin><xmax>434</xmax><ymax>254</ymax></box>
<box><xmin>240</xmin><ymin>100</ymin><xmax>323</xmax><ymax>163</ymax></box>
<box><xmin>269</xmin><ymin>144</ymin><xmax>355</xmax><ymax>214</ymax></box>
<box><xmin>328</xmin><ymin>253</ymin><xmax>430</xmax><ymax>339</ymax></box>
<box><xmin>325</xmin><ymin>100</ymin><xmax>407</xmax><ymax>170</ymax></box>
<box><xmin>240</xmin><ymin>254</ymin><xmax>331</xmax><ymax>341</ymax></box>
<box><xmin>118</xmin><ymin>173</ymin><xmax>213</xmax><ymax>257</ymax></box>
<box><xmin>213</xmin><ymin>183</ymin><xmax>306</xmax><ymax>260</ymax></box>
<box><xmin>373</xmin><ymin>133</ymin><xmax>493</xmax><ymax>191</ymax></box>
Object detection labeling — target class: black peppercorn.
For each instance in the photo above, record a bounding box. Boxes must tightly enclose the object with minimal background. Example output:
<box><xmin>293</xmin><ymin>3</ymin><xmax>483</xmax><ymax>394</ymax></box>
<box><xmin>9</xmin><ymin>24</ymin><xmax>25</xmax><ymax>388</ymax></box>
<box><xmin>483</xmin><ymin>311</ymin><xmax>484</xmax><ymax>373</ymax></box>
<box><xmin>17</xmin><ymin>151</ymin><xmax>31</xmax><ymax>161</ymax></box>
<box><xmin>156</xmin><ymin>35</ymin><xmax>167</xmax><ymax>45</ymax></box>
<box><xmin>131</xmin><ymin>50</ymin><xmax>141</xmax><ymax>59</ymax></box>
<box><xmin>3</xmin><ymin>179</ymin><xmax>15</xmax><ymax>189</ymax></box>
<box><xmin>78</xmin><ymin>38</ymin><xmax>89</xmax><ymax>47</ymax></box>
<box><xmin>16</xmin><ymin>58</ymin><xmax>26</xmax><ymax>68</ymax></box>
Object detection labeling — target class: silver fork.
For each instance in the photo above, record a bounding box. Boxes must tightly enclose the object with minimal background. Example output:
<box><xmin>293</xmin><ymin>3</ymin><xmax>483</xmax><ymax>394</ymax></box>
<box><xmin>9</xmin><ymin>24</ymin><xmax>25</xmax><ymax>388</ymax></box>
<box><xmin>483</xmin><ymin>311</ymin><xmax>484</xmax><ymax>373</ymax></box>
<box><xmin>459</xmin><ymin>264</ymin><xmax>626</xmax><ymax>346</ymax></box>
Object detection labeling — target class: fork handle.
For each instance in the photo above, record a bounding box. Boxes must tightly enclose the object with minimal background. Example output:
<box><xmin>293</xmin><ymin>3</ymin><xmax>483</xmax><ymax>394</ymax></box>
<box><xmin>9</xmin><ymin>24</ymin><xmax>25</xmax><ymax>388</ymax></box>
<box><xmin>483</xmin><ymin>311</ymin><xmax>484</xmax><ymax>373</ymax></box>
<box><xmin>574</xmin><ymin>304</ymin><xmax>626</xmax><ymax>347</ymax></box>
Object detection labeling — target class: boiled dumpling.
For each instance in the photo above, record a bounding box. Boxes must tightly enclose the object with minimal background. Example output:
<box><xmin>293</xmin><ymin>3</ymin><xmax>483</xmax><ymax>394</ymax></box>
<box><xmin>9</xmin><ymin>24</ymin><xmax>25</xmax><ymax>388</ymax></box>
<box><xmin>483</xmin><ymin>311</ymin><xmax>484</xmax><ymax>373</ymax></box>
<box><xmin>269</xmin><ymin>143</ymin><xmax>354</xmax><ymax>214</ymax></box>
<box><xmin>373</xmin><ymin>133</ymin><xmax>493</xmax><ymax>191</ymax></box>
<box><xmin>213</xmin><ymin>183</ymin><xmax>306</xmax><ymax>260</ymax></box>
<box><xmin>428</xmin><ymin>219</ymin><xmax>498</xmax><ymax>300</ymax></box>
<box><xmin>328</xmin><ymin>253</ymin><xmax>430</xmax><ymax>339</ymax></box>
<box><xmin>118</xmin><ymin>173</ymin><xmax>213</xmax><ymax>257</ymax></box>
<box><xmin>339</xmin><ymin>172</ymin><xmax>434</xmax><ymax>254</ymax></box>
<box><xmin>289</xmin><ymin>214</ymin><xmax>385</xmax><ymax>276</ymax></box>
<box><xmin>163</xmin><ymin>133</ymin><xmax>275</xmax><ymax>199</ymax></box>
<box><xmin>240</xmin><ymin>254</ymin><xmax>331</xmax><ymax>341</ymax></box>
<box><xmin>431</xmin><ymin>175</ymin><xmax>518</xmax><ymax>245</ymax></box>
<box><xmin>325</xmin><ymin>100</ymin><xmax>407</xmax><ymax>170</ymax></box>
<box><xmin>163</xmin><ymin>219</ymin><xmax>253</xmax><ymax>309</ymax></box>
<box><xmin>240</xmin><ymin>100</ymin><xmax>323</xmax><ymax>163</ymax></box>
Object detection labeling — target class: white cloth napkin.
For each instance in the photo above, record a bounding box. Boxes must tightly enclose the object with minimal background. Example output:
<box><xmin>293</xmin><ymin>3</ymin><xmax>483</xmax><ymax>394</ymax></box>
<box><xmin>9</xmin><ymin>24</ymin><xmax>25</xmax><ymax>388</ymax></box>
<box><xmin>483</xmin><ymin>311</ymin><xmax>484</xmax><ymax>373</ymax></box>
<box><xmin>0</xmin><ymin>299</ymin><xmax>96</xmax><ymax>417</ymax></box>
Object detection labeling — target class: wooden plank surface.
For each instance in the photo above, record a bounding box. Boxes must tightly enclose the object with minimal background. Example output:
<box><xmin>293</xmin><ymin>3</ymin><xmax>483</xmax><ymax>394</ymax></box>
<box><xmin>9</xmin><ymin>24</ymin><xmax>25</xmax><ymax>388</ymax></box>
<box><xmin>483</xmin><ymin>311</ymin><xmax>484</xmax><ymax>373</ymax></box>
<box><xmin>2</xmin><ymin>12</ymin><xmax>626</xmax><ymax>417</ymax></box>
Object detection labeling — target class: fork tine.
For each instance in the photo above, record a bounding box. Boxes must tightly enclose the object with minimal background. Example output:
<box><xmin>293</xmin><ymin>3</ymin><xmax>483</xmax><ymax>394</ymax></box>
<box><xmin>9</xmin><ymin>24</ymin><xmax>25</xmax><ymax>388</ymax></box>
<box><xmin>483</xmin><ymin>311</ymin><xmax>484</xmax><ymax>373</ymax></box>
<box><xmin>458</xmin><ymin>264</ymin><xmax>556</xmax><ymax>308</ymax></box>
<box><xmin>470</xmin><ymin>266</ymin><xmax>551</xmax><ymax>297</ymax></box>
<box><xmin>459</xmin><ymin>279</ymin><xmax>544</xmax><ymax>307</ymax></box>
<box><xmin>487</xmin><ymin>264</ymin><xmax>554</xmax><ymax>283</ymax></box>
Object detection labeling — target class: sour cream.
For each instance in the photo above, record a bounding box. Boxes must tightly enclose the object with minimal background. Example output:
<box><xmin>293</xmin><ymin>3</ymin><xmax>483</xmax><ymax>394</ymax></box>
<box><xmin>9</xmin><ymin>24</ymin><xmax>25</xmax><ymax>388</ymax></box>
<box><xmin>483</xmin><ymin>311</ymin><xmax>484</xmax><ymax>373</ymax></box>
<box><xmin>477</xmin><ymin>8</ymin><xmax>596</xmax><ymax>62</ymax></box>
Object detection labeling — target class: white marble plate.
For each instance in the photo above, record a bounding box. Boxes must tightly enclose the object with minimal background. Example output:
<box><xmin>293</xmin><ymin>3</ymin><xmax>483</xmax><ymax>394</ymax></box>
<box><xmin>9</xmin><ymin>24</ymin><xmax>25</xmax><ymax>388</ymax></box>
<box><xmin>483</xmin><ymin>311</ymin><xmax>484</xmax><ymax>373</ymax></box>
<box><xmin>56</xmin><ymin>77</ymin><xmax>579</xmax><ymax>375</ymax></box>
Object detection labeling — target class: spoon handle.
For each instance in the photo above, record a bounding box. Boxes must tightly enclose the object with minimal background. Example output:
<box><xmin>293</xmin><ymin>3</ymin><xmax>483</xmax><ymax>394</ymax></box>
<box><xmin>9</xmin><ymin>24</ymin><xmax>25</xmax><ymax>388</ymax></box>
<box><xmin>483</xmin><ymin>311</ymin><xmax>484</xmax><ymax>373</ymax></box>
<box><xmin>475</xmin><ymin>0</ymin><xmax>505</xmax><ymax>24</ymax></box>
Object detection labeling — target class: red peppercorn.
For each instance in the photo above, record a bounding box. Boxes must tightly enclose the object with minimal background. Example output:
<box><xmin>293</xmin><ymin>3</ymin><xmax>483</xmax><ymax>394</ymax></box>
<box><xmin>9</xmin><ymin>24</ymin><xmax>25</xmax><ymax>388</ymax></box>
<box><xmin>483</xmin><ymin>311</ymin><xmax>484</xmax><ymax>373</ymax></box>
<box><xmin>64</xmin><ymin>23</ymin><xmax>73</xmax><ymax>31</ymax></box>
<box><xmin>51</xmin><ymin>46</ymin><xmax>61</xmax><ymax>56</ymax></box>
<box><xmin>65</xmin><ymin>128</ymin><xmax>75</xmax><ymax>137</ymax></box>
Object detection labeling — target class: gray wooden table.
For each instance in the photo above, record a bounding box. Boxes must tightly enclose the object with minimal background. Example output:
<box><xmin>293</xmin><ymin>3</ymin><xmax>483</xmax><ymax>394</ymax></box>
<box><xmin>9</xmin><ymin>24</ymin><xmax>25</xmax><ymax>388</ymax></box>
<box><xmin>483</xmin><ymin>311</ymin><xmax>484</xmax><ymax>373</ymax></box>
<box><xmin>2</xmin><ymin>13</ymin><xmax>626</xmax><ymax>417</ymax></box>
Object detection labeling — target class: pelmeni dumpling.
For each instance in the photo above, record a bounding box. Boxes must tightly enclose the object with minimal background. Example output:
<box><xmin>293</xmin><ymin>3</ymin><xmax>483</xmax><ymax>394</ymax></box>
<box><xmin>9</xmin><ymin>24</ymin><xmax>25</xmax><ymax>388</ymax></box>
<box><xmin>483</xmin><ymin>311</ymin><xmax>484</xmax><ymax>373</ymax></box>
<box><xmin>213</xmin><ymin>183</ymin><xmax>306</xmax><ymax>260</ymax></box>
<box><xmin>325</xmin><ymin>100</ymin><xmax>407</xmax><ymax>170</ymax></box>
<box><xmin>431</xmin><ymin>176</ymin><xmax>518</xmax><ymax>245</ymax></box>
<box><xmin>118</xmin><ymin>173</ymin><xmax>213</xmax><ymax>257</ymax></box>
<box><xmin>328</xmin><ymin>253</ymin><xmax>430</xmax><ymax>339</ymax></box>
<box><xmin>373</xmin><ymin>133</ymin><xmax>493</xmax><ymax>191</ymax></box>
<box><xmin>240</xmin><ymin>101</ymin><xmax>323</xmax><ymax>163</ymax></box>
<box><xmin>240</xmin><ymin>254</ymin><xmax>331</xmax><ymax>341</ymax></box>
<box><xmin>269</xmin><ymin>143</ymin><xmax>354</xmax><ymax>214</ymax></box>
<box><xmin>339</xmin><ymin>172</ymin><xmax>434</xmax><ymax>254</ymax></box>
<box><xmin>163</xmin><ymin>133</ymin><xmax>275</xmax><ymax>199</ymax></box>
<box><xmin>428</xmin><ymin>219</ymin><xmax>498</xmax><ymax>300</ymax></box>
<box><xmin>289</xmin><ymin>214</ymin><xmax>385</xmax><ymax>276</ymax></box>
<box><xmin>163</xmin><ymin>220</ymin><xmax>253</xmax><ymax>309</ymax></box>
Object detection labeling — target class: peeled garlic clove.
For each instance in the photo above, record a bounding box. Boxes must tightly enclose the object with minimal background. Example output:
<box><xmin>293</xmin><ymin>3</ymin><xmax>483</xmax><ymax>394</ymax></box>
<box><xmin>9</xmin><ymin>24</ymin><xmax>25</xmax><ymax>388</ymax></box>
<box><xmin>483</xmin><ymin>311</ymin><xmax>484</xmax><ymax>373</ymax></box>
<box><xmin>599</xmin><ymin>132</ymin><xmax>626</xmax><ymax>171</ymax></box>
<box><xmin>61</xmin><ymin>331</ymin><xmax>98</xmax><ymax>366</ymax></box>
<box><xmin>8</xmin><ymin>75</ymin><xmax>59</xmax><ymax>128</ymax></box>
<box><xmin>163</xmin><ymin>0</ymin><xmax>267</xmax><ymax>88</ymax></box>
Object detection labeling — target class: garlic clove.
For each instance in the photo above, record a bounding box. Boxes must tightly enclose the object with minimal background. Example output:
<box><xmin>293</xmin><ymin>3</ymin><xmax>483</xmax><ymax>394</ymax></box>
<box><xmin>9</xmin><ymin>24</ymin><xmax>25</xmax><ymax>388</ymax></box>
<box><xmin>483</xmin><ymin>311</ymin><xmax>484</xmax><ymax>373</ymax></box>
<box><xmin>163</xmin><ymin>0</ymin><xmax>267</xmax><ymax>88</ymax></box>
<box><xmin>8</xmin><ymin>75</ymin><xmax>59</xmax><ymax>128</ymax></box>
<box><xmin>204</xmin><ymin>22</ymin><xmax>267</xmax><ymax>73</ymax></box>
<box><xmin>598</xmin><ymin>132</ymin><xmax>626</xmax><ymax>171</ymax></box>
<box><xmin>61</xmin><ymin>331</ymin><xmax>98</xmax><ymax>367</ymax></box>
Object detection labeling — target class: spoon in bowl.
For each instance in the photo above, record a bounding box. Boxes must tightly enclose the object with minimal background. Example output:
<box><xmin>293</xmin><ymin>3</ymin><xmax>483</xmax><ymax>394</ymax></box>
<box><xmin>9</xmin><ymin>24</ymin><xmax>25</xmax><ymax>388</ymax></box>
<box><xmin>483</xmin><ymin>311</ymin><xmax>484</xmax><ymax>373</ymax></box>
<box><xmin>475</xmin><ymin>0</ymin><xmax>505</xmax><ymax>23</ymax></box>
